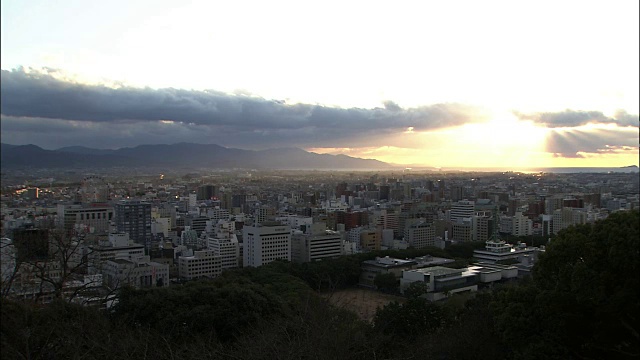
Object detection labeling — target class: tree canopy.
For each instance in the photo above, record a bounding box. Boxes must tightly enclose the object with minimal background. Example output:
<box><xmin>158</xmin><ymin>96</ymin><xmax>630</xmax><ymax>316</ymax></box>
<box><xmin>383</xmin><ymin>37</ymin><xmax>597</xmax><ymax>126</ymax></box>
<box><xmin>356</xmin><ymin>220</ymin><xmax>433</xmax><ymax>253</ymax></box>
<box><xmin>492</xmin><ymin>210</ymin><xmax>639</xmax><ymax>359</ymax></box>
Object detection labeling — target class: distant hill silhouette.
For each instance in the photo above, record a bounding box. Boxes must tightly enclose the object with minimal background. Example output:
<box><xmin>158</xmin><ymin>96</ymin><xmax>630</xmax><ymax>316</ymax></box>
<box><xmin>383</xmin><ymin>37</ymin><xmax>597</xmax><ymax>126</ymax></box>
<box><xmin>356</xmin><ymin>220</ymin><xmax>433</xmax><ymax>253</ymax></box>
<box><xmin>1</xmin><ymin>143</ymin><xmax>393</xmax><ymax>170</ymax></box>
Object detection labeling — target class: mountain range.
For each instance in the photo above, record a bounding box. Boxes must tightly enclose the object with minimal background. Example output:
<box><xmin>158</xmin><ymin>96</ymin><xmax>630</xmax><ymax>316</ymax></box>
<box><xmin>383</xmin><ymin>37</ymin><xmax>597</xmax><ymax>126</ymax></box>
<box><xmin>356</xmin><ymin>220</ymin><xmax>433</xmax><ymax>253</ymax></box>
<box><xmin>0</xmin><ymin>143</ymin><xmax>394</xmax><ymax>170</ymax></box>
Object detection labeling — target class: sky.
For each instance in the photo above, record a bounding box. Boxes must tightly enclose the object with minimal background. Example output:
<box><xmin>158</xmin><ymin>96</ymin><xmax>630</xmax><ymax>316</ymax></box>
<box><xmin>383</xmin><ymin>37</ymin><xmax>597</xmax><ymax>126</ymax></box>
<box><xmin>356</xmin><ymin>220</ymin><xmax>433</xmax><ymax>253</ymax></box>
<box><xmin>1</xmin><ymin>0</ymin><xmax>638</xmax><ymax>168</ymax></box>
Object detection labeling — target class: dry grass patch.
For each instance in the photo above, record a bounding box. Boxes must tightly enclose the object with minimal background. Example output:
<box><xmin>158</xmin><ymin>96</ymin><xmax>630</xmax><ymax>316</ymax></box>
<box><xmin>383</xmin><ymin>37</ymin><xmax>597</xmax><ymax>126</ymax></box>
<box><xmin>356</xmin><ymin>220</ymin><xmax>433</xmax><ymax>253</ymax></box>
<box><xmin>322</xmin><ymin>288</ymin><xmax>405</xmax><ymax>322</ymax></box>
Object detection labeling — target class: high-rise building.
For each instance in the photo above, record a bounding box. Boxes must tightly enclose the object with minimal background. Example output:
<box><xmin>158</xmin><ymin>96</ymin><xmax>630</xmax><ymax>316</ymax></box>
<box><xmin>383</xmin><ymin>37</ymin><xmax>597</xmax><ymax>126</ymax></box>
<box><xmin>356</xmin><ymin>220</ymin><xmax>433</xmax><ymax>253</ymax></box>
<box><xmin>379</xmin><ymin>185</ymin><xmax>390</xmax><ymax>201</ymax></box>
<box><xmin>512</xmin><ymin>212</ymin><xmax>533</xmax><ymax>237</ymax></box>
<box><xmin>360</xmin><ymin>229</ymin><xmax>381</xmax><ymax>251</ymax></box>
<box><xmin>545</xmin><ymin>196</ymin><xmax>564</xmax><ymax>215</ymax></box>
<box><xmin>207</xmin><ymin>220</ymin><xmax>240</xmax><ymax>270</ymax></box>
<box><xmin>291</xmin><ymin>223</ymin><xmax>342</xmax><ymax>263</ymax></box>
<box><xmin>180</xmin><ymin>227</ymin><xmax>199</xmax><ymax>248</ymax></box>
<box><xmin>472</xmin><ymin>215</ymin><xmax>491</xmax><ymax>242</ymax></box>
<box><xmin>184</xmin><ymin>215</ymin><xmax>209</xmax><ymax>237</ymax></box>
<box><xmin>337</xmin><ymin>211</ymin><xmax>368</xmax><ymax>231</ymax></box>
<box><xmin>552</xmin><ymin>208</ymin><xmax>587</xmax><ymax>234</ymax></box>
<box><xmin>231</xmin><ymin>194</ymin><xmax>246</xmax><ymax>207</ymax></box>
<box><xmin>450</xmin><ymin>200</ymin><xmax>475</xmax><ymax>223</ymax></box>
<box><xmin>541</xmin><ymin>214</ymin><xmax>553</xmax><ymax>236</ymax></box>
<box><xmin>115</xmin><ymin>200</ymin><xmax>151</xmax><ymax>247</ymax></box>
<box><xmin>188</xmin><ymin>193</ymin><xmax>197</xmax><ymax>208</ymax></box>
<box><xmin>255</xmin><ymin>206</ymin><xmax>276</xmax><ymax>225</ymax></box>
<box><xmin>404</xmin><ymin>221</ymin><xmax>435</xmax><ymax>249</ymax></box>
<box><xmin>243</xmin><ymin>222</ymin><xmax>291</xmax><ymax>267</ymax></box>
<box><xmin>371</xmin><ymin>209</ymin><xmax>399</xmax><ymax>233</ymax></box>
<box><xmin>450</xmin><ymin>185</ymin><xmax>464</xmax><ymax>202</ymax></box>
<box><xmin>452</xmin><ymin>218</ymin><xmax>473</xmax><ymax>242</ymax></box>
<box><xmin>197</xmin><ymin>185</ymin><xmax>217</xmax><ymax>201</ymax></box>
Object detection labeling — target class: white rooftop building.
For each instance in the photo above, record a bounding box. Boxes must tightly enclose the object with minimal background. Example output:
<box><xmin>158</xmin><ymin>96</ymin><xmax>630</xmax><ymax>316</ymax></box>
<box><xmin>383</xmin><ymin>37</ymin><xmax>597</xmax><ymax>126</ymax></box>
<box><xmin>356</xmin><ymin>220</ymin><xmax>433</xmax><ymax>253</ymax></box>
<box><xmin>291</xmin><ymin>223</ymin><xmax>343</xmax><ymax>263</ymax></box>
<box><xmin>178</xmin><ymin>250</ymin><xmax>223</xmax><ymax>280</ymax></box>
<box><xmin>243</xmin><ymin>222</ymin><xmax>291</xmax><ymax>267</ymax></box>
<box><xmin>400</xmin><ymin>266</ymin><xmax>478</xmax><ymax>301</ymax></box>
<box><xmin>103</xmin><ymin>256</ymin><xmax>169</xmax><ymax>289</ymax></box>
<box><xmin>207</xmin><ymin>220</ymin><xmax>240</xmax><ymax>270</ymax></box>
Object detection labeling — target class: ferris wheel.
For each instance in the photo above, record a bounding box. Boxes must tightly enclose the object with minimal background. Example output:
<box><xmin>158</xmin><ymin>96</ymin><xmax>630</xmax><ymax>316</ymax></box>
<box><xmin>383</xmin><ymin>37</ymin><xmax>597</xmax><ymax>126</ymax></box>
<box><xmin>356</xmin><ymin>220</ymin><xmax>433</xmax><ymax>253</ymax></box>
<box><xmin>80</xmin><ymin>176</ymin><xmax>109</xmax><ymax>202</ymax></box>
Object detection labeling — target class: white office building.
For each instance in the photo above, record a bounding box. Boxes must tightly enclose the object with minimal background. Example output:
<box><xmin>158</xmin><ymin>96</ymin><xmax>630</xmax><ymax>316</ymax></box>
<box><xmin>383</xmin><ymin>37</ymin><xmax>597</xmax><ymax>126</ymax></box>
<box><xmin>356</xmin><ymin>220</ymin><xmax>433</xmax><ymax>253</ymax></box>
<box><xmin>207</xmin><ymin>220</ymin><xmax>240</xmax><ymax>270</ymax></box>
<box><xmin>104</xmin><ymin>256</ymin><xmax>169</xmax><ymax>289</ymax></box>
<box><xmin>501</xmin><ymin>212</ymin><xmax>533</xmax><ymax>237</ymax></box>
<box><xmin>552</xmin><ymin>208</ymin><xmax>587</xmax><ymax>234</ymax></box>
<box><xmin>243</xmin><ymin>221</ymin><xmax>291</xmax><ymax>267</ymax></box>
<box><xmin>178</xmin><ymin>250</ymin><xmax>223</xmax><ymax>280</ymax></box>
<box><xmin>275</xmin><ymin>215</ymin><xmax>313</xmax><ymax>230</ymax></box>
<box><xmin>450</xmin><ymin>200</ymin><xmax>475</xmax><ymax>223</ymax></box>
<box><xmin>291</xmin><ymin>223</ymin><xmax>342</xmax><ymax>263</ymax></box>
<box><xmin>88</xmin><ymin>233</ymin><xmax>145</xmax><ymax>275</ymax></box>
<box><xmin>56</xmin><ymin>203</ymin><xmax>114</xmax><ymax>233</ymax></box>
<box><xmin>400</xmin><ymin>266</ymin><xmax>478</xmax><ymax>301</ymax></box>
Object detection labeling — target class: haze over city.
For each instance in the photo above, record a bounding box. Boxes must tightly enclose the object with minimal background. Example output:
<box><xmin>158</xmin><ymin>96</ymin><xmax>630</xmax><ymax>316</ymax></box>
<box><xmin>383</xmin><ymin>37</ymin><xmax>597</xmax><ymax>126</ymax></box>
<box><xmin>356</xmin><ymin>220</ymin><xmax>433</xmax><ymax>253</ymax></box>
<box><xmin>1</xmin><ymin>0</ymin><xmax>638</xmax><ymax>168</ymax></box>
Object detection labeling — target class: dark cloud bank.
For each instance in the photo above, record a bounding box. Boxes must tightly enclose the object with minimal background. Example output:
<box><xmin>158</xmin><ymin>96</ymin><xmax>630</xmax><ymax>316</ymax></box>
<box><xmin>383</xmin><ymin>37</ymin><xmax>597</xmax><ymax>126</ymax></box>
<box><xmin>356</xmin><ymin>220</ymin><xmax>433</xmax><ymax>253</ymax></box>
<box><xmin>0</xmin><ymin>68</ymin><xmax>484</xmax><ymax>150</ymax></box>
<box><xmin>545</xmin><ymin>128</ymin><xmax>639</xmax><ymax>158</ymax></box>
<box><xmin>516</xmin><ymin>109</ymin><xmax>639</xmax><ymax>158</ymax></box>
<box><xmin>2</xmin><ymin>68</ymin><xmax>638</xmax><ymax>160</ymax></box>
<box><xmin>516</xmin><ymin>109</ymin><xmax>639</xmax><ymax>128</ymax></box>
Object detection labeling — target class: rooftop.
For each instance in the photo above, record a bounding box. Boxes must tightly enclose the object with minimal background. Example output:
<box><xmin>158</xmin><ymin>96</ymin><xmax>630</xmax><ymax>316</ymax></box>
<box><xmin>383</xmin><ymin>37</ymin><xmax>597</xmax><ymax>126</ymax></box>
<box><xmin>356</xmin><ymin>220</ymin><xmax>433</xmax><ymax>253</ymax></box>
<box><xmin>362</xmin><ymin>256</ymin><xmax>417</xmax><ymax>268</ymax></box>
<box><xmin>409</xmin><ymin>266</ymin><xmax>462</xmax><ymax>277</ymax></box>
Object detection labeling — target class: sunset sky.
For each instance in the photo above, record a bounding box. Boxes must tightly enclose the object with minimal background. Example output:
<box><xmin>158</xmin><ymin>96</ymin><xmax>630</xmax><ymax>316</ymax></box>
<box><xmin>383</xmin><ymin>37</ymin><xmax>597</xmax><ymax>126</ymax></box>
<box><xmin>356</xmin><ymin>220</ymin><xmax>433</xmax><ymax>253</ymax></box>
<box><xmin>1</xmin><ymin>0</ymin><xmax>638</xmax><ymax>168</ymax></box>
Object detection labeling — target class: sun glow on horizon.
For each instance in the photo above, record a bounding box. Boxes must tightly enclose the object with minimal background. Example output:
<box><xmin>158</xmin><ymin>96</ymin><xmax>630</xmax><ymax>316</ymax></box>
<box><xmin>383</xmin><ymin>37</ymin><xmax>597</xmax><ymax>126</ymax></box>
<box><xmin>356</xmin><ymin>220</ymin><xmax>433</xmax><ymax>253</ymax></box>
<box><xmin>307</xmin><ymin>112</ymin><xmax>638</xmax><ymax>168</ymax></box>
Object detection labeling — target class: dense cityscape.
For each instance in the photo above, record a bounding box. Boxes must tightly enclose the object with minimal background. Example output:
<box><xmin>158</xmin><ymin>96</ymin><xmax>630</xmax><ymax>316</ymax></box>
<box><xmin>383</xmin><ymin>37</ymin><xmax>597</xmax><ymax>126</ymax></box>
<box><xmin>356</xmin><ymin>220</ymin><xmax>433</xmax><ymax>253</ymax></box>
<box><xmin>1</xmin><ymin>167</ymin><xmax>636</xmax><ymax>294</ymax></box>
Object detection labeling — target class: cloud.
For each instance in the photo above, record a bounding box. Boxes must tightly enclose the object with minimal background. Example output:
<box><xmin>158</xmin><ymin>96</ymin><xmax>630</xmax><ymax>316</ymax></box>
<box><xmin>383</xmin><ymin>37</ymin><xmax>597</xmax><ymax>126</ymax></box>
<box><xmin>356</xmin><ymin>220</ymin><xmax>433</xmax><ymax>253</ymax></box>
<box><xmin>382</xmin><ymin>100</ymin><xmax>402</xmax><ymax>112</ymax></box>
<box><xmin>515</xmin><ymin>109</ymin><xmax>639</xmax><ymax>128</ymax></box>
<box><xmin>0</xmin><ymin>67</ymin><xmax>488</xmax><ymax>149</ymax></box>
<box><xmin>545</xmin><ymin>127</ymin><xmax>639</xmax><ymax>158</ymax></box>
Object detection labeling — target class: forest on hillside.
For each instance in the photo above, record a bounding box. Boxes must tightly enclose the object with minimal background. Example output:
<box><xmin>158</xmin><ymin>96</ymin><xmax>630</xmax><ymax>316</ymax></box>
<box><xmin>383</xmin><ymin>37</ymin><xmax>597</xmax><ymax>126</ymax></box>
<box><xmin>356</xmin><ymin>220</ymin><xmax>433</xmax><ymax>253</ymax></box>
<box><xmin>2</xmin><ymin>210</ymin><xmax>638</xmax><ymax>359</ymax></box>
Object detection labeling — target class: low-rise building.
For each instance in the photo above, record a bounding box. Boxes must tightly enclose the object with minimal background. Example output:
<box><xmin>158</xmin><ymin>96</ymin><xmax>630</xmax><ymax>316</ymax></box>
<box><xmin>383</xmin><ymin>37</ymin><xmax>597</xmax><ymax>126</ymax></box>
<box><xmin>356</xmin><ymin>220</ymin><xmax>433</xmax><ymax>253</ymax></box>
<box><xmin>360</xmin><ymin>256</ymin><xmax>417</xmax><ymax>288</ymax></box>
<box><xmin>88</xmin><ymin>233</ymin><xmax>145</xmax><ymax>275</ymax></box>
<box><xmin>103</xmin><ymin>256</ymin><xmax>169</xmax><ymax>289</ymax></box>
<box><xmin>177</xmin><ymin>249</ymin><xmax>223</xmax><ymax>280</ymax></box>
<box><xmin>473</xmin><ymin>239</ymin><xmax>543</xmax><ymax>276</ymax></box>
<box><xmin>56</xmin><ymin>203</ymin><xmax>114</xmax><ymax>233</ymax></box>
<box><xmin>467</xmin><ymin>263</ymin><xmax>518</xmax><ymax>283</ymax></box>
<box><xmin>400</xmin><ymin>266</ymin><xmax>478</xmax><ymax>301</ymax></box>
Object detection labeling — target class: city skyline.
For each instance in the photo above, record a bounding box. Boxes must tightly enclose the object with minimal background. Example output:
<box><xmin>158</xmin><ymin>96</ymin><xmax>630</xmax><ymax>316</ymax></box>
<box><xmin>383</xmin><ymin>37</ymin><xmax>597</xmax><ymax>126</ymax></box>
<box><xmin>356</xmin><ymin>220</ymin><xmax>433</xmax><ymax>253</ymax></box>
<box><xmin>1</xmin><ymin>0</ymin><xmax>638</xmax><ymax>168</ymax></box>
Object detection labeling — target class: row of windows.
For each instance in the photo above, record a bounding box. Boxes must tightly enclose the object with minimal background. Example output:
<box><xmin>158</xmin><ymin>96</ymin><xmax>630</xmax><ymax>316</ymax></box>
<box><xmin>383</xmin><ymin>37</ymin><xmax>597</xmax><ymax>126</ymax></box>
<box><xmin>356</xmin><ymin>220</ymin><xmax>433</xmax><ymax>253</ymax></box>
<box><xmin>263</xmin><ymin>252</ymin><xmax>288</xmax><ymax>257</ymax></box>
<box><xmin>80</xmin><ymin>212</ymin><xmax>113</xmax><ymax>220</ymax></box>
<box><xmin>263</xmin><ymin>256</ymin><xmax>289</xmax><ymax>262</ymax></box>
<box><xmin>186</xmin><ymin>271</ymin><xmax>219</xmax><ymax>277</ymax></box>
<box><xmin>261</xmin><ymin>237</ymin><xmax>289</xmax><ymax>243</ymax></box>
<box><xmin>184</xmin><ymin>265</ymin><xmax>221</xmax><ymax>270</ymax></box>
<box><xmin>309</xmin><ymin>248</ymin><xmax>342</xmax><ymax>254</ymax></box>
